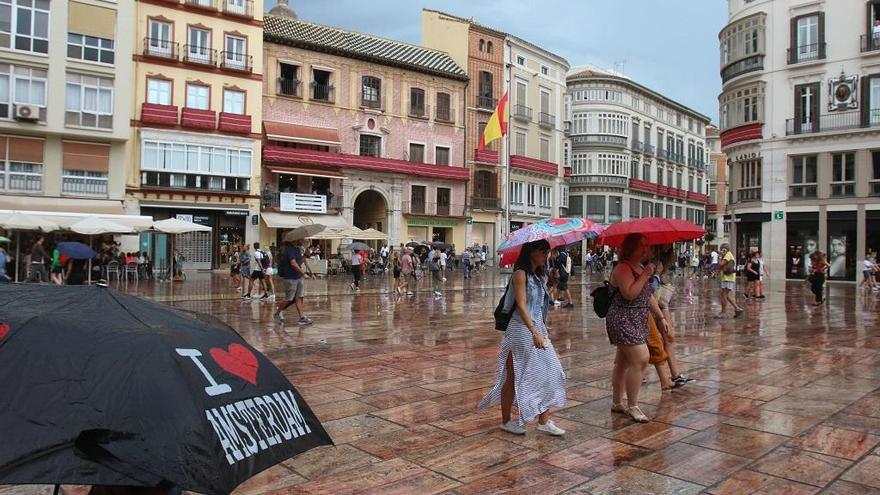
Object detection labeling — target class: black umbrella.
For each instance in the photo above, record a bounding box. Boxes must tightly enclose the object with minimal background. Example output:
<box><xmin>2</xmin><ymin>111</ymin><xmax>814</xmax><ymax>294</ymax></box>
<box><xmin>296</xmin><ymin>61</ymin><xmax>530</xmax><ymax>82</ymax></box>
<box><xmin>405</xmin><ymin>242</ymin><xmax>424</xmax><ymax>248</ymax></box>
<box><xmin>0</xmin><ymin>284</ymin><xmax>332</xmax><ymax>495</ymax></box>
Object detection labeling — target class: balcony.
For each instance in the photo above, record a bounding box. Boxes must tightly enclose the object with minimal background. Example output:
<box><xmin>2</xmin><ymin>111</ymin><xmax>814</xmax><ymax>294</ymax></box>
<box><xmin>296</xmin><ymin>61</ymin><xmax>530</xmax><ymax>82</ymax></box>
<box><xmin>185</xmin><ymin>0</ymin><xmax>217</xmax><ymax>9</ymax></box>
<box><xmin>538</xmin><ymin>112</ymin><xmax>555</xmax><ymax>128</ymax></box>
<box><xmin>311</xmin><ymin>83</ymin><xmax>334</xmax><ymax>102</ymax></box>
<box><xmin>277</xmin><ymin>78</ymin><xmax>300</xmax><ymax>97</ymax></box>
<box><xmin>831</xmin><ymin>182</ymin><xmax>855</xmax><ymax>197</ymax></box>
<box><xmin>720</xmin><ymin>55</ymin><xmax>764</xmax><ymax>83</ymax></box>
<box><xmin>862</xmin><ymin>34</ymin><xmax>880</xmax><ymax>53</ymax></box>
<box><xmin>435</xmin><ymin>106</ymin><xmax>454</xmax><ymax>123</ymax></box>
<box><xmin>218</xmin><ymin>112</ymin><xmax>251</xmax><ymax>134</ymax></box>
<box><xmin>180</xmin><ymin>107</ymin><xmax>216</xmax><ymax>130</ymax></box>
<box><xmin>512</xmin><ymin>104</ymin><xmax>532</xmax><ymax>121</ymax></box>
<box><xmin>786</xmin><ymin>109</ymin><xmax>880</xmax><ymax>135</ymax></box>
<box><xmin>142</xmin><ymin>171</ymin><xmax>249</xmax><ymax>194</ymax></box>
<box><xmin>263</xmin><ymin>191</ymin><xmax>342</xmax><ymax>212</ymax></box>
<box><xmin>789</xmin><ymin>185</ymin><xmax>817</xmax><ymax>199</ymax></box>
<box><xmin>476</xmin><ymin>95</ymin><xmax>497</xmax><ymax>111</ymax></box>
<box><xmin>568</xmin><ymin>175</ymin><xmax>628</xmax><ymax>187</ymax></box>
<box><xmin>736</xmin><ymin>187</ymin><xmax>761</xmax><ymax>203</ymax></box>
<box><xmin>222</xmin><ymin>0</ymin><xmax>254</xmax><ymax>18</ymax></box>
<box><xmin>143</xmin><ymin>37</ymin><xmax>178</xmax><ymax>60</ymax></box>
<box><xmin>474</xmin><ymin>149</ymin><xmax>499</xmax><ymax>164</ymax></box>
<box><xmin>788</xmin><ymin>43</ymin><xmax>825</xmax><ymax>65</ymax></box>
<box><xmin>182</xmin><ymin>45</ymin><xmax>216</xmax><ymax>65</ymax></box>
<box><xmin>631</xmin><ymin>140</ymin><xmax>643</xmax><ymax>153</ymax></box>
<box><xmin>471</xmin><ymin>196</ymin><xmax>501</xmax><ymax>210</ymax></box>
<box><xmin>571</xmin><ymin>134</ymin><xmax>627</xmax><ymax>148</ymax></box>
<box><xmin>403</xmin><ymin>201</ymin><xmax>465</xmax><ymax>217</ymax></box>
<box><xmin>141</xmin><ymin>103</ymin><xmax>178</xmax><ymax>126</ymax></box>
<box><xmin>643</xmin><ymin>144</ymin><xmax>656</xmax><ymax>156</ymax></box>
<box><xmin>686</xmin><ymin>192</ymin><xmax>709</xmax><ymax>203</ymax></box>
<box><xmin>629</xmin><ymin>178</ymin><xmax>658</xmax><ymax>194</ymax></box>
<box><xmin>220</xmin><ymin>51</ymin><xmax>252</xmax><ymax>72</ymax></box>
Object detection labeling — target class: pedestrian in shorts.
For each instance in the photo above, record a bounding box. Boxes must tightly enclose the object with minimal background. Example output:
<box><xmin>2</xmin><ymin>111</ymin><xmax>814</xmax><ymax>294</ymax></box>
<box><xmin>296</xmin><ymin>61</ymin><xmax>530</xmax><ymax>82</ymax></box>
<box><xmin>273</xmin><ymin>239</ymin><xmax>314</xmax><ymax>325</ymax></box>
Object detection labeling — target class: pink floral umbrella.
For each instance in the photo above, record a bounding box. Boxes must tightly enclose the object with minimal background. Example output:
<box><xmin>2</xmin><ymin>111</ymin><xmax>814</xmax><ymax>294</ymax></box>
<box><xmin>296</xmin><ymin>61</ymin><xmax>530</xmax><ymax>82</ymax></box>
<box><xmin>498</xmin><ymin>218</ymin><xmax>604</xmax><ymax>266</ymax></box>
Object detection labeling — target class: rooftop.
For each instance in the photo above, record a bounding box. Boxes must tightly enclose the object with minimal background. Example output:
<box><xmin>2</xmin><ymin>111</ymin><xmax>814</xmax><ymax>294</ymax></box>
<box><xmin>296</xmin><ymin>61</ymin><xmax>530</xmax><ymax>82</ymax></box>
<box><xmin>264</xmin><ymin>15</ymin><xmax>468</xmax><ymax>81</ymax></box>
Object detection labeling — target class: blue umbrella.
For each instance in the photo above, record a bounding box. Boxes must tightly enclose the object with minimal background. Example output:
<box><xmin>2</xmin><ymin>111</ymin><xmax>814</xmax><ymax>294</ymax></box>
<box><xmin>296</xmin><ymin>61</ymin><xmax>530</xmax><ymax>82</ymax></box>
<box><xmin>56</xmin><ymin>241</ymin><xmax>96</xmax><ymax>260</ymax></box>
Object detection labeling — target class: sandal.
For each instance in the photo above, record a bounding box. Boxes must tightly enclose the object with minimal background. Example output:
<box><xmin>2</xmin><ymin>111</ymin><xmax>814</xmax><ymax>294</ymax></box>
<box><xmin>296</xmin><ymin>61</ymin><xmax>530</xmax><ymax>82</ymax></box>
<box><xmin>627</xmin><ymin>406</ymin><xmax>650</xmax><ymax>423</ymax></box>
<box><xmin>611</xmin><ymin>403</ymin><xmax>627</xmax><ymax>414</ymax></box>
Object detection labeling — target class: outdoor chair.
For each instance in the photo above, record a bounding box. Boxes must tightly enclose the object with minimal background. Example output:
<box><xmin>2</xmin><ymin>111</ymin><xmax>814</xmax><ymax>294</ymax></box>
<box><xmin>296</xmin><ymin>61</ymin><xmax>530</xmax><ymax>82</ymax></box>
<box><xmin>125</xmin><ymin>262</ymin><xmax>139</xmax><ymax>282</ymax></box>
<box><xmin>105</xmin><ymin>261</ymin><xmax>121</xmax><ymax>282</ymax></box>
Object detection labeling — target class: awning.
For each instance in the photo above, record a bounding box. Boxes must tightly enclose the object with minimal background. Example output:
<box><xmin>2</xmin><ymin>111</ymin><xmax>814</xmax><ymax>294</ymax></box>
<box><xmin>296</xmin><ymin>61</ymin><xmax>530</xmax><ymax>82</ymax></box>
<box><xmin>0</xmin><ymin>196</ymin><xmax>154</xmax><ymax>230</ymax></box>
<box><xmin>261</xmin><ymin>212</ymin><xmax>351</xmax><ymax>230</ymax></box>
<box><xmin>0</xmin><ymin>210</ymin><xmax>154</xmax><ymax>230</ymax></box>
<box><xmin>270</xmin><ymin>167</ymin><xmax>345</xmax><ymax>180</ymax></box>
<box><xmin>264</xmin><ymin>121</ymin><xmax>341</xmax><ymax>147</ymax></box>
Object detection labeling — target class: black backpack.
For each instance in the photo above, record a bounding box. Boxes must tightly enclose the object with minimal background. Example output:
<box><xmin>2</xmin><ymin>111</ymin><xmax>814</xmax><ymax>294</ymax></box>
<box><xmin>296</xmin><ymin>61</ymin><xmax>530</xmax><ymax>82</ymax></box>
<box><xmin>494</xmin><ymin>283</ymin><xmax>514</xmax><ymax>331</ymax></box>
<box><xmin>590</xmin><ymin>281</ymin><xmax>617</xmax><ymax>318</ymax></box>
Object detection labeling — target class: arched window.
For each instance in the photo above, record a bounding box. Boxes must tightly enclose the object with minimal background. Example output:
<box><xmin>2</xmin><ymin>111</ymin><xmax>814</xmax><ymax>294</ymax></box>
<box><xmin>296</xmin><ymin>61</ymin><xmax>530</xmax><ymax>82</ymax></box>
<box><xmin>478</xmin><ymin>39</ymin><xmax>485</xmax><ymax>52</ymax></box>
<box><xmin>486</xmin><ymin>41</ymin><xmax>493</xmax><ymax>53</ymax></box>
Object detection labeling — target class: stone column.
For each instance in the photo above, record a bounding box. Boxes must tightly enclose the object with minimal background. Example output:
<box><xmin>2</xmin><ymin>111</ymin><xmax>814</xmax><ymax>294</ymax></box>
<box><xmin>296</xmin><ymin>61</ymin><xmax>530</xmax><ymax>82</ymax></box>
<box><xmin>341</xmin><ymin>179</ymin><xmax>355</xmax><ymax>225</ymax></box>
<box><xmin>390</xmin><ymin>183</ymin><xmax>403</xmax><ymax>248</ymax></box>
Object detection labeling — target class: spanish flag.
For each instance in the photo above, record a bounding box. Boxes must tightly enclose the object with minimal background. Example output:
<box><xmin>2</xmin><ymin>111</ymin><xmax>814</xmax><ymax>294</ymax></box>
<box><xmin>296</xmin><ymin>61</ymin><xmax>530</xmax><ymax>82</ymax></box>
<box><xmin>478</xmin><ymin>91</ymin><xmax>508</xmax><ymax>150</ymax></box>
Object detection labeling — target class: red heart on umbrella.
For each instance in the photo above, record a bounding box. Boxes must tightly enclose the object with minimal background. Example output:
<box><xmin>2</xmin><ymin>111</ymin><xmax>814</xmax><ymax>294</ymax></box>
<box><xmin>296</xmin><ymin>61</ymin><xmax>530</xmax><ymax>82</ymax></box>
<box><xmin>0</xmin><ymin>323</ymin><xmax>8</xmax><ymax>340</ymax></box>
<box><xmin>210</xmin><ymin>344</ymin><xmax>259</xmax><ymax>385</ymax></box>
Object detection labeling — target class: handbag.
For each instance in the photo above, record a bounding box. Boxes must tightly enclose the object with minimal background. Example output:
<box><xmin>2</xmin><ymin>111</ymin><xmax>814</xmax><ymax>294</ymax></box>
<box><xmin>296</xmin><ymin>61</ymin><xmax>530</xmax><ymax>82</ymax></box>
<box><xmin>493</xmin><ymin>282</ymin><xmax>514</xmax><ymax>331</ymax></box>
<box><xmin>655</xmin><ymin>283</ymin><xmax>675</xmax><ymax>307</ymax></box>
<box><xmin>590</xmin><ymin>281</ymin><xmax>617</xmax><ymax>318</ymax></box>
<box><xmin>722</xmin><ymin>260</ymin><xmax>735</xmax><ymax>275</ymax></box>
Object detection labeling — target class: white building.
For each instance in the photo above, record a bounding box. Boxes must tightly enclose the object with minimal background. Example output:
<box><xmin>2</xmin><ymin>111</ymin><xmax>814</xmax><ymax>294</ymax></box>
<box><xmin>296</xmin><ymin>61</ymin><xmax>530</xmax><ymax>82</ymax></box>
<box><xmin>719</xmin><ymin>0</ymin><xmax>880</xmax><ymax>281</ymax></box>
<box><xmin>565</xmin><ymin>67</ymin><xmax>711</xmax><ymax>233</ymax></box>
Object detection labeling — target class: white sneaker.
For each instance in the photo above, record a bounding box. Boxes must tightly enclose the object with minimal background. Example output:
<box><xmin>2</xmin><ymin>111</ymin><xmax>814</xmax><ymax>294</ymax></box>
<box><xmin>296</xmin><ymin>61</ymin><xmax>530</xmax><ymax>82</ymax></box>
<box><xmin>500</xmin><ymin>420</ymin><xmax>526</xmax><ymax>435</ymax></box>
<box><xmin>537</xmin><ymin>420</ymin><xmax>565</xmax><ymax>436</ymax></box>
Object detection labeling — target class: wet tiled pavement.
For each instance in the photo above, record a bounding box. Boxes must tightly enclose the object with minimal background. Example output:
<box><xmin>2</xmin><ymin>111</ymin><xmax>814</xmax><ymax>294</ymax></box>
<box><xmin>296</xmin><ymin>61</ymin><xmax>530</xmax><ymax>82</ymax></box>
<box><xmin>4</xmin><ymin>270</ymin><xmax>880</xmax><ymax>494</ymax></box>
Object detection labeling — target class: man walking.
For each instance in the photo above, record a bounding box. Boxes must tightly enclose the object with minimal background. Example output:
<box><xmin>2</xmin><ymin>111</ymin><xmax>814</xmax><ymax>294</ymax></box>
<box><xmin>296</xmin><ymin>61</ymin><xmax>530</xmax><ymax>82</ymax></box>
<box><xmin>717</xmin><ymin>243</ymin><xmax>744</xmax><ymax>318</ymax></box>
<box><xmin>243</xmin><ymin>242</ymin><xmax>268</xmax><ymax>300</ymax></box>
<box><xmin>555</xmin><ymin>247</ymin><xmax>574</xmax><ymax>308</ymax></box>
<box><xmin>28</xmin><ymin>236</ymin><xmax>48</xmax><ymax>283</ymax></box>
<box><xmin>273</xmin><ymin>239</ymin><xmax>314</xmax><ymax>325</ymax></box>
<box><xmin>462</xmin><ymin>248</ymin><xmax>472</xmax><ymax>279</ymax></box>
<box><xmin>709</xmin><ymin>248</ymin><xmax>719</xmax><ymax>278</ymax></box>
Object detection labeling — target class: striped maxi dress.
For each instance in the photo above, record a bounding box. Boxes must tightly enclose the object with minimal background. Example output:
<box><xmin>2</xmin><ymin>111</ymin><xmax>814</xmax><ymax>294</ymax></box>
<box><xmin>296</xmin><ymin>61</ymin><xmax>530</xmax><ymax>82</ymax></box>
<box><xmin>478</xmin><ymin>272</ymin><xmax>567</xmax><ymax>426</ymax></box>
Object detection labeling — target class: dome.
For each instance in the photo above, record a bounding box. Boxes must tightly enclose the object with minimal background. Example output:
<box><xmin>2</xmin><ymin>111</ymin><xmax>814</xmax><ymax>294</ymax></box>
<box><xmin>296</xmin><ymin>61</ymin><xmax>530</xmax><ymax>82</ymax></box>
<box><xmin>268</xmin><ymin>0</ymin><xmax>297</xmax><ymax>18</ymax></box>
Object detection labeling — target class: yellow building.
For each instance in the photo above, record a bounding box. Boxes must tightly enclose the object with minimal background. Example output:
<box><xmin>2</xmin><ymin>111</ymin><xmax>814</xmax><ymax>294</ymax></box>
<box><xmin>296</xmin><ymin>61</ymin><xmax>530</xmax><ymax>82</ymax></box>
<box><xmin>126</xmin><ymin>0</ymin><xmax>264</xmax><ymax>270</ymax></box>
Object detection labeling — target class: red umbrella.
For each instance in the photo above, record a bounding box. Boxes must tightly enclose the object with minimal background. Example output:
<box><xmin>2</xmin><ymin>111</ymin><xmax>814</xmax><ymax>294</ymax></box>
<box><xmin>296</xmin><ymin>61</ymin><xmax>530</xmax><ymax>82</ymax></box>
<box><xmin>597</xmin><ymin>218</ymin><xmax>705</xmax><ymax>247</ymax></box>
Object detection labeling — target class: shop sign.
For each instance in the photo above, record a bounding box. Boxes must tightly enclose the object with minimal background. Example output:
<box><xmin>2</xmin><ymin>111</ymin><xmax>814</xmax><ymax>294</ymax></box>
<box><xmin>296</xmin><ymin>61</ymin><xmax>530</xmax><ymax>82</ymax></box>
<box><xmin>193</xmin><ymin>215</ymin><xmax>212</xmax><ymax>226</ymax></box>
<box><xmin>773</xmin><ymin>210</ymin><xmax>784</xmax><ymax>220</ymax></box>
<box><xmin>176</xmin><ymin>214</ymin><xmax>193</xmax><ymax>223</ymax></box>
<box><xmin>407</xmin><ymin>218</ymin><xmax>459</xmax><ymax>227</ymax></box>
<box><xmin>224</xmin><ymin>210</ymin><xmax>249</xmax><ymax>217</ymax></box>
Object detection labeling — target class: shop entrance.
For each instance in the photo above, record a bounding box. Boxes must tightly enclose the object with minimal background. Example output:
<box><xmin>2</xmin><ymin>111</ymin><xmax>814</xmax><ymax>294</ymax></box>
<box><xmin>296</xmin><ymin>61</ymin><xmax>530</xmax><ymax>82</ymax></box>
<box><xmin>432</xmin><ymin>227</ymin><xmax>451</xmax><ymax>243</ymax></box>
<box><xmin>353</xmin><ymin>190</ymin><xmax>387</xmax><ymax>233</ymax></box>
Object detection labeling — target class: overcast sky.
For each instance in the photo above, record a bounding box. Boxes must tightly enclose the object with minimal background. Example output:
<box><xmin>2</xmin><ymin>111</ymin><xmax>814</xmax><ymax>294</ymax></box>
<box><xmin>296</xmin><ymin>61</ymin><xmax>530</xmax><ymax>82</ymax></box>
<box><xmin>265</xmin><ymin>1</ymin><xmax>727</xmax><ymax>122</ymax></box>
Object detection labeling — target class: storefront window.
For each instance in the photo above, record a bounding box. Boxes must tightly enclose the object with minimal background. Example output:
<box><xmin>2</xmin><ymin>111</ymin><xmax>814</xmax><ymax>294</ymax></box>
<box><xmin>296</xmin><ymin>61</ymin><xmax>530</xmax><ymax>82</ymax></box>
<box><xmin>828</xmin><ymin>211</ymin><xmax>856</xmax><ymax>280</ymax></box>
<box><xmin>786</xmin><ymin>212</ymin><xmax>818</xmax><ymax>279</ymax></box>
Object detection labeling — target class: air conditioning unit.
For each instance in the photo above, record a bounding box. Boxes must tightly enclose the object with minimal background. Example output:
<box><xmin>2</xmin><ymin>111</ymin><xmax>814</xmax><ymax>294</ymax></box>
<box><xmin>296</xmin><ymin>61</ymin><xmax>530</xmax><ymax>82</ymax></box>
<box><xmin>14</xmin><ymin>104</ymin><xmax>39</xmax><ymax>121</ymax></box>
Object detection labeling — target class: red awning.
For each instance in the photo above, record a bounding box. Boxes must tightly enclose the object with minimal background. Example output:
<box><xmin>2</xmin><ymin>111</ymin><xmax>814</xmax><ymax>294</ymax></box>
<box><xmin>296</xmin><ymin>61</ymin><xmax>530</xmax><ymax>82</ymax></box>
<box><xmin>510</xmin><ymin>155</ymin><xmax>559</xmax><ymax>176</ymax></box>
<box><xmin>263</xmin><ymin>146</ymin><xmax>470</xmax><ymax>182</ymax></box>
<box><xmin>264</xmin><ymin>121</ymin><xmax>341</xmax><ymax>146</ymax></box>
<box><xmin>269</xmin><ymin>166</ymin><xmax>345</xmax><ymax>179</ymax></box>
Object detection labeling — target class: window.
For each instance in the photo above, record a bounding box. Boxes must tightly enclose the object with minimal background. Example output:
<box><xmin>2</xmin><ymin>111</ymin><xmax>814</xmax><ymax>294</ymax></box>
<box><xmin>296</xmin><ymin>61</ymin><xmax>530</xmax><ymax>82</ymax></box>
<box><xmin>560</xmin><ymin>184</ymin><xmax>569</xmax><ymax>208</ymax></box>
<box><xmin>223</xmin><ymin>35</ymin><xmax>247</xmax><ymax>70</ymax></box>
<box><xmin>436</xmin><ymin>187</ymin><xmax>451</xmax><ymax>215</ymax></box>
<box><xmin>478</xmin><ymin>39</ymin><xmax>484</xmax><ymax>51</ymax></box>
<box><xmin>486</xmin><ymin>41</ymin><xmax>493</xmax><ymax>53</ymax></box>
<box><xmin>869</xmin><ymin>77</ymin><xmax>880</xmax><ymax>125</ymax></box>
<box><xmin>435</xmin><ymin>146</ymin><xmax>450</xmax><ymax>166</ymax></box>
<box><xmin>688</xmin><ymin>175</ymin><xmax>694</xmax><ymax>192</ymax></box>
<box><xmin>278</xmin><ymin>63</ymin><xmax>299</xmax><ymax>96</ymax></box>
<box><xmin>666</xmin><ymin>205</ymin><xmax>673</xmax><ymax>218</ymax></box>
<box><xmin>361</xmin><ymin>76</ymin><xmax>381</xmax><ymax>108</ymax></box>
<box><xmin>185</xmin><ymin>27</ymin><xmax>211</xmax><ymax>64</ymax></box>
<box><xmin>675</xmin><ymin>206</ymin><xmax>683</xmax><ymax>219</ymax></box>
<box><xmin>475</xmin><ymin>170</ymin><xmax>494</xmax><ymax>199</ymax></box>
<box><xmin>147</xmin><ymin>20</ymin><xmax>173</xmax><ymax>57</ymax></box>
<box><xmin>586</xmin><ymin>195</ymin><xmax>605</xmax><ymax>223</ymax></box>
<box><xmin>871</xmin><ymin>151</ymin><xmax>880</xmax><ymax>196</ymax></box>
<box><xmin>0</xmin><ymin>0</ymin><xmax>49</xmax><ymax>54</ymax></box>
<box><xmin>0</xmin><ymin>136</ymin><xmax>43</xmax><ymax>192</ymax></box>
<box><xmin>541</xmin><ymin>65</ymin><xmax>549</xmax><ymax>76</ymax></box>
<box><xmin>436</xmin><ymin>92</ymin><xmax>451</xmax><ymax>121</ymax></box>
<box><xmin>67</xmin><ymin>34</ymin><xmax>114</xmax><ymax>64</ymax></box>
<box><xmin>676</xmin><ymin>172</ymin><xmax>683</xmax><ymax>189</ymax></box>
<box><xmin>794</xmin><ymin>82</ymin><xmax>820</xmax><ymax>133</ymax></box>
<box><xmin>515</xmin><ymin>80</ymin><xmax>527</xmax><ymax>107</ymax></box>
<box><xmin>146</xmin><ymin>78</ymin><xmax>171</xmax><ymax>105</ymax></box>
<box><xmin>185</xmin><ymin>83</ymin><xmax>209</xmax><ymax>110</ymax></box>
<box><xmin>831</xmin><ymin>152</ymin><xmax>855</xmax><ymax>196</ymax></box>
<box><xmin>790</xmin><ymin>155</ymin><xmax>817</xmax><ymax>198</ymax></box>
<box><xmin>410</xmin><ymin>185</ymin><xmax>426</xmax><ymax>213</ymax></box>
<box><xmin>629</xmin><ymin>198</ymin><xmax>641</xmax><ymax>219</ymax></box>
<box><xmin>656</xmin><ymin>166</ymin><xmax>664</xmax><ymax>185</ymax></box>
<box><xmin>792</xmin><ymin>14</ymin><xmax>822</xmax><ymax>63</ymax></box>
<box><xmin>540</xmin><ymin>138</ymin><xmax>549</xmax><ymax>161</ymax></box>
<box><xmin>223</xmin><ymin>89</ymin><xmax>245</xmax><ymax>114</ymax></box>
<box><xmin>312</xmin><ymin>69</ymin><xmax>332</xmax><ymax>101</ymax></box>
<box><xmin>539</xmin><ymin>185</ymin><xmax>551</xmax><ymax>208</ymax></box>
<box><xmin>515</xmin><ymin>131</ymin><xmax>526</xmax><ymax>156</ymax></box>
<box><xmin>527</xmin><ymin>183</ymin><xmax>536</xmax><ymax>206</ymax></box>
<box><xmin>656</xmin><ymin>202</ymin><xmax>663</xmax><ymax>218</ymax></box>
<box><xmin>719</xmin><ymin>84</ymin><xmax>765</xmax><ymax>130</ymax></box>
<box><xmin>409</xmin><ymin>87</ymin><xmax>425</xmax><ymax>116</ymax></box>
<box><xmin>540</xmin><ymin>90</ymin><xmax>550</xmax><ymax>115</ymax></box>
<box><xmin>737</xmin><ymin>158</ymin><xmax>762</xmax><ymax>202</ymax></box>
<box><xmin>140</xmin><ymin>140</ymin><xmax>252</xmax><ymax>192</ymax></box>
<box><xmin>642</xmin><ymin>201</ymin><xmax>654</xmax><ymax>218</ymax></box>
<box><xmin>510</xmin><ymin>181</ymin><xmax>523</xmax><ymax>204</ymax></box>
<box><xmin>643</xmin><ymin>163</ymin><xmax>651</xmax><ymax>181</ymax></box>
<box><xmin>568</xmin><ymin>195</ymin><xmax>583</xmax><ymax>216</ymax></box>
<box><xmin>359</xmin><ymin>134</ymin><xmax>381</xmax><ymax>157</ymax></box>
<box><xmin>408</xmin><ymin>143</ymin><xmax>424</xmax><ymax>163</ymax></box>
<box><xmin>63</xmin><ymin>170</ymin><xmax>107</xmax><ymax>195</ymax></box>
<box><xmin>516</xmin><ymin>55</ymin><xmax>525</xmax><ymax>65</ymax></box>
<box><xmin>630</xmin><ymin>160</ymin><xmax>639</xmax><ymax>179</ymax></box>
<box><xmin>65</xmin><ymin>73</ymin><xmax>113</xmax><ymax>128</ymax></box>
<box><xmin>608</xmin><ymin>196</ymin><xmax>623</xmax><ymax>222</ymax></box>
<box><xmin>0</xmin><ymin>64</ymin><xmax>46</xmax><ymax>119</ymax></box>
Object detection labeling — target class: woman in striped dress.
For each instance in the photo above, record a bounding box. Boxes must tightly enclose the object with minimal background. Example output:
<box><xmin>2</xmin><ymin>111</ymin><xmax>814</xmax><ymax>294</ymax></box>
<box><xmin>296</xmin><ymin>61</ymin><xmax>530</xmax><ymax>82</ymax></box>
<box><xmin>479</xmin><ymin>240</ymin><xmax>567</xmax><ymax>436</ymax></box>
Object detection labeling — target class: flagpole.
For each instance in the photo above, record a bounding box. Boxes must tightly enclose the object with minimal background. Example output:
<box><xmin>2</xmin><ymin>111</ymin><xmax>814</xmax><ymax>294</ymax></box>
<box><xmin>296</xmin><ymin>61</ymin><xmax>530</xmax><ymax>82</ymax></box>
<box><xmin>503</xmin><ymin>44</ymin><xmax>512</xmax><ymax>240</ymax></box>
